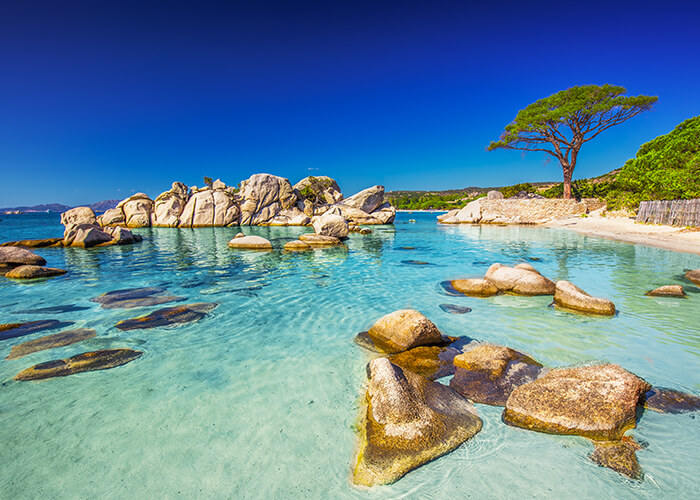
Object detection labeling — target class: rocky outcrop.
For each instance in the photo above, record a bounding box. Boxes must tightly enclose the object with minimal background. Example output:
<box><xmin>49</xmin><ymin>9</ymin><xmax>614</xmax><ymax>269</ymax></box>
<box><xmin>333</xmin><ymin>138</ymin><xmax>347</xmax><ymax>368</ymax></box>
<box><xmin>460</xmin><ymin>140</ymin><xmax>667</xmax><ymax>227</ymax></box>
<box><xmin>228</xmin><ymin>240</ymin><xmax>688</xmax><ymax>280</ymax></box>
<box><xmin>61</xmin><ymin>207</ymin><xmax>139</xmax><ymax>248</ymax></box>
<box><xmin>239</xmin><ymin>174</ymin><xmax>297</xmax><ymax>225</ymax></box>
<box><xmin>14</xmin><ymin>349</ymin><xmax>143</xmax><ymax>380</ymax></box>
<box><xmin>645</xmin><ymin>285</ymin><xmax>686</xmax><ymax>297</ymax></box>
<box><xmin>553</xmin><ymin>281</ymin><xmax>616</xmax><ymax>316</ymax></box>
<box><xmin>4</xmin><ymin>265</ymin><xmax>67</xmax><ymax>279</ymax></box>
<box><xmin>352</xmin><ymin>358</ymin><xmax>482</xmax><ymax>486</ymax></box>
<box><xmin>451</xmin><ymin>263</ymin><xmax>554</xmax><ymax>298</ymax></box>
<box><xmin>312</xmin><ymin>212</ymin><xmax>348</xmax><ymax>238</ymax></box>
<box><xmin>684</xmin><ymin>269</ymin><xmax>700</xmax><ymax>286</ymax></box>
<box><xmin>362</xmin><ymin>309</ymin><xmax>444</xmax><ymax>354</ymax></box>
<box><xmin>228</xmin><ymin>235</ymin><xmax>273</xmax><ymax>250</ymax></box>
<box><xmin>503</xmin><ymin>364</ymin><xmax>650</xmax><ymax>440</ymax></box>
<box><xmin>60</xmin><ymin>206</ymin><xmax>97</xmax><ymax>229</ymax></box>
<box><xmin>118</xmin><ymin>193</ymin><xmax>155</xmax><ymax>227</ymax></box>
<box><xmin>179</xmin><ymin>182</ymin><xmax>240</xmax><ymax>227</ymax></box>
<box><xmin>6</xmin><ymin>328</ymin><xmax>97</xmax><ymax>360</ymax></box>
<box><xmin>450</xmin><ymin>344</ymin><xmax>544</xmax><ymax>406</ymax></box>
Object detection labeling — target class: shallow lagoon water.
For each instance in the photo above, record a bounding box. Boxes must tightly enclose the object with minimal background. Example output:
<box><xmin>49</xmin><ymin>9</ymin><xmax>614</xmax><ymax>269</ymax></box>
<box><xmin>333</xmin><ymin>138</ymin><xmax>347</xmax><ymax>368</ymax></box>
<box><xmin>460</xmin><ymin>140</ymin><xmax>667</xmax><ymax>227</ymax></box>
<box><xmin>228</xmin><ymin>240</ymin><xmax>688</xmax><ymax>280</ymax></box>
<box><xmin>0</xmin><ymin>212</ymin><xmax>699</xmax><ymax>499</ymax></box>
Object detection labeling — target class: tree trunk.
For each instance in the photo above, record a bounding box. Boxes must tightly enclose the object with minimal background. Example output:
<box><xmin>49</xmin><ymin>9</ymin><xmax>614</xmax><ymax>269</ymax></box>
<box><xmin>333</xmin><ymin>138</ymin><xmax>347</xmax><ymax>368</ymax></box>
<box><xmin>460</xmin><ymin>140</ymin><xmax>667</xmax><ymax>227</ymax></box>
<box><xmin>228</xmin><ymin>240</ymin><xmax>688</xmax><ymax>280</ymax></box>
<box><xmin>562</xmin><ymin>163</ymin><xmax>573</xmax><ymax>199</ymax></box>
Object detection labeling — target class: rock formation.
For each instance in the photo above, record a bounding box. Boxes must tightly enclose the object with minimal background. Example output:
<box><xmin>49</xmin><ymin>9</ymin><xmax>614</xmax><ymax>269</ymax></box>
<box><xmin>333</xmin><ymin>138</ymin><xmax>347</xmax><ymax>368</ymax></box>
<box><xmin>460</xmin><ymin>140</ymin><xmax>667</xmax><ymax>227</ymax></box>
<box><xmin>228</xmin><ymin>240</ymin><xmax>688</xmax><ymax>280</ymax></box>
<box><xmin>0</xmin><ymin>247</ymin><xmax>47</xmax><ymax>274</ymax></box>
<box><xmin>451</xmin><ymin>263</ymin><xmax>555</xmax><ymax>298</ymax></box>
<box><xmin>311</xmin><ymin>212</ymin><xmax>348</xmax><ymax>238</ymax></box>
<box><xmin>61</xmin><ymin>207</ymin><xmax>140</xmax><ymax>248</ymax></box>
<box><xmin>553</xmin><ymin>281</ymin><xmax>616</xmax><ymax>315</ymax></box>
<box><xmin>352</xmin><ymin>358</ymin><xmax>482</xmax><ymax>486</ymax></box>
<box><xmin>645</xmin><ymin>285</ymin><xmax>686</xmax><ymax>297</ymax></box>
<box><xmin>14</xmin><ymin>349</ymin><xmax>143</xmax><ymax>380</ymax></box>
<box><xmin>362</xmin><ymin>309</ymin><xmax>445</xmax><ymax>354</ymax></box>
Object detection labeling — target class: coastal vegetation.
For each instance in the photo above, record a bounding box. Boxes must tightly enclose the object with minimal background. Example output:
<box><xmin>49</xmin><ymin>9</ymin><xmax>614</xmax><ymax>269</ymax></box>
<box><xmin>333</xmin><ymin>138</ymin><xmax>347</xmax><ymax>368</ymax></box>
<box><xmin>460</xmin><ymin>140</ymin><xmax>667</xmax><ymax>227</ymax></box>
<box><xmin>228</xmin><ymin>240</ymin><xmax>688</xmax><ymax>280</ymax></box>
<box><xmin>488</xmin><ymin>85</ymin><xmax>657</xmax><ymax>199</ymax></box>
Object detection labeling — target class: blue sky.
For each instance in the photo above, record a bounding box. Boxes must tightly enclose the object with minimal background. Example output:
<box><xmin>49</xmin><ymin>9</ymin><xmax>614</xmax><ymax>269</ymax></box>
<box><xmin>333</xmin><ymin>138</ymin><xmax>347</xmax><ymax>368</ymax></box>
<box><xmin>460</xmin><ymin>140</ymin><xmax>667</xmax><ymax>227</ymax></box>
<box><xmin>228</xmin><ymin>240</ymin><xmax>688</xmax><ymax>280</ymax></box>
<box><xmin>1</xmin><ymin>0</ymin><xmax>699</xmax><ymax>206</ymax></box>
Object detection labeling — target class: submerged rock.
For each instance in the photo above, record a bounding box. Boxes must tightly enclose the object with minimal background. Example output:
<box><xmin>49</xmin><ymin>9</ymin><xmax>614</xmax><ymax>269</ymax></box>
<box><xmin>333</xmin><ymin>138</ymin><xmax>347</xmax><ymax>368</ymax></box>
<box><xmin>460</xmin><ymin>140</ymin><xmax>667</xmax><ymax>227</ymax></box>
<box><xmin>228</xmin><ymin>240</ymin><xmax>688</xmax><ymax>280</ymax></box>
<box><xmin>365</xmin><ymin>309</ymin><xmax>444</xmax><ymax>354</ymax></box>
<box><xmin>6</xmin><ymin>328</ymin><xmax>97</xmax><ymax>360</ymax></box>
<box><xmin>645</xmin><ymin>285</ymin><xmax>686</xmax><ymax>297</ymax></box>
<box><xmin>115</xmin><ymin>302</ymin><xmax>218</xmax><ymax>331</ymax></box>
<box><xmin>0</xmin><ymin>238</ymin><xmax>63</xmax><ymax>248</ymax></box>
<box><xmin>503</xmin><ymin>364</ymin><xmax>650</xmax><ymax>440</ymax></box>
<box><xmin>227</xmin><ymin>235</ymin><xmax>273</xmax><ymax>250</ymax></box>
<box><xmin>553</xmin><ymin>281</ymin><xmax>616</xmax><ymax>316</ymax></box>
<box><xmin>352</xmin><ymin>358</ymin><xmax>482</xmax><ymax>486</ymax></box>
<box><xmin>0</xmin><ymin>320</ymin><xmax>74</xmax><ymax>341</ymax></box>
<box><xmin>451</xmin><ymin>278</ymin><xmax>499</xmax><ymax>297</ymax></box>
<box><xmin>439</xmin><ymin>304</ymin><xmax>472</xmax><ymax>314</ymax></box>
<box><xmin>589</xmin><ymin>437</ymin><xmax>644</xmax><ymax>480</ymax></box>
<box><xmin>685</xmin><ymin>269</ymin><xmax>700</xmax><ymax>286</ymax></box>
<box><xmin>91</xmin><ymin>287</ymin><xmax>167</xmax><ymax>304</ymax></box>
<box><xmin>4</xmin><ymin>265</ymin><xmax>67</xmax><ymax>279</ymax></box>
<box><xmin>643</xmin><ymin>387</ymin><xmax>700</xmax><ymax>414</ymax></box>
<box><xmin>450</xmin><ymin>344</ymin><xmax>544</xmax><ymax>406</ymax></box>
<box><xmin>14</xmin><ymin>349</ymin><xmax>142</xmax><ymax>380</ymax></box>
<box><xmin>99</xmin><ymin>295</ymin><xmax>185</xmax><ymax>309</ymax></box>
<box><xmin>13</xmin><ymin>304</ymin><xmax>90</xmax><ymax>315</ymax></box>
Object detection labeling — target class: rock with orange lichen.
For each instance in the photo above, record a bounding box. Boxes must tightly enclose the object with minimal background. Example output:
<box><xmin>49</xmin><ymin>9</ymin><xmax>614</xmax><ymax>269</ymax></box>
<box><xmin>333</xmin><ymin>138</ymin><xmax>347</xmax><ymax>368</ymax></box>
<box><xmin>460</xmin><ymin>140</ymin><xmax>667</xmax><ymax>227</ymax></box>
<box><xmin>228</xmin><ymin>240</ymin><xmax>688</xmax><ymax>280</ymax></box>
<box><xmin>503</xmin><ymin>364</ymin><xmax>650</xmax><ymax>440</ymax></box>
<box><xmin>357</xmin><ymin>309</ymin><xmax>444</xmax><ymax>354</ymax></box>
<box><xmin>450</xmin><ymin>344</ymin><xmax>544</xmax><ymax>406</ymax></box>
<box><xmin>352</xmin><ymin>358</ymin><xmax>482</xmax><ymax>486</ymax></box>
<box><xmin>14</xmin><ymin>349</ymin><xmax>142</xmax><ymax>380</ymax></box>
<box><xmin>590</xmin><ymin>436</ymin><xmax>644</xmax><ymax>480</ymax></box>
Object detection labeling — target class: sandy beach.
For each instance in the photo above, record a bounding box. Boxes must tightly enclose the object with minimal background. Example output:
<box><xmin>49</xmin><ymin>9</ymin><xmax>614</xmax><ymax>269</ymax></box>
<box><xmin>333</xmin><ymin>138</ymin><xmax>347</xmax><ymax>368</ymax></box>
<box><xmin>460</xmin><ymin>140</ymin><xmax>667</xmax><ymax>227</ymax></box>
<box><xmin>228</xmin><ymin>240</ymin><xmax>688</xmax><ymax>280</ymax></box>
<box><xmin>546</xmin><ymin>215</ymin><xmax>700</xmax><ymax>256</ymax></box>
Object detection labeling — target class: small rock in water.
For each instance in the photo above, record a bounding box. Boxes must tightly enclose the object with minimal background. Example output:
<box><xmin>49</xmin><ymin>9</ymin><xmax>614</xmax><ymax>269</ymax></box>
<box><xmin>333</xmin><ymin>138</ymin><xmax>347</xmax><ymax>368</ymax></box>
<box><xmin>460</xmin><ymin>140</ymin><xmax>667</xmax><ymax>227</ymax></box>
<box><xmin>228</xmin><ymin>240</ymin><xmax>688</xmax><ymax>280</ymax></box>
<box><xmin>589</xmin><ymin>436</ymin><xmax>644</xmax><ymax>480</ymax></box>
<box><xmin>6</xmin><ymin>328</ymin><xmax>97</xmax><ymax>359</ymax></box>
<box><xmin>553</xmin><ymin>281</ymin><xmax>616</xmax><ymax>316</ymax></box>
<box><xmin>91</xmin><ymin>287</ymin><xmax>167</xmax><ymax>304</ymax></box>
<box><xmin>439</xmin><ymin>303</ymin><xmax>472</xmax><ymax>314</ymax></box>
<box><xmin>228</xmin><ymin>235</ymin><xmax>273</xmax><ymax>250</ymax></box>
<box><xmin>643</xmin><ymin>387</ymin><xmax>700</xmax><ymax>414</ymax></box>
<box><xmin>0</xmin><ymin>320</ymin><xmax>74</xmax><ymax>341</ymax></box>
<box><xmin>645</xmin><ymin>285</ymin><xmax>686</xmax><ymax>298</ymax></box>
<box><xmin>4</xmin><ymin>265</ymin><xmax>67</xmax><ymax>279</ymax></box>
<box><xmin>684</xmin><ymin>269</ymin><xmax>700</xmax><ymax>286</ymax></box>
<box><xmin>363</xmin><ymin>309</ymin><xmax>444</xmax><ymax>354</ymax></box>
<box><xmin>451</xmin><ymin>278</ymin><xmax>500</xmax><ymax>297</ymax></box>
<box><xmin>401</xmin><ymin>260</ymin><xmax>434</xmax><ymax>266</ymax></box>
<box><xmin>115</xmin><ymin>302</ymin><xmax>218</xmax><ymax>331</ymax></box>
<box><xmin>14</xmin><ymin>348</ymin><xmax>142</xmax><ymax>380</ymax></box>
<box><xmin>439</xmin><ymin>280</ymin><xmax>466</xmax><ymax>297</ymax></box>
<box><xmin>398</xmin><ymin>246</ymin><xmax>416</xmax><ymax>250</ymax></box>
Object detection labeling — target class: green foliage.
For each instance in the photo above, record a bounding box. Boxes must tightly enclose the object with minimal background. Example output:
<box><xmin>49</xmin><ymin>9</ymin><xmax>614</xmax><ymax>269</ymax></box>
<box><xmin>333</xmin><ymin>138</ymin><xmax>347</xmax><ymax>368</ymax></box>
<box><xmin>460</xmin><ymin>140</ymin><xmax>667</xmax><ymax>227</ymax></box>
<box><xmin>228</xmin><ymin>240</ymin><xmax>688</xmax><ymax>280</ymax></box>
<box><xmin>387</xmin><ymin>191</ymin><xmax>485</xmax><ymax>210</ymax></box>
<box><xmin>500</xmin><ymin>183</ymin><xmax>534</xmax><ymax>198</ymax></box>
<box><xmin>203</xmin><ymin>176</ymin><xmax>213</xmax><ymax>187</ymax></box>
<box><xmin>297</xmin><ymin>176</ymin><xmax>335</xmax><ymax>203</ymax></box>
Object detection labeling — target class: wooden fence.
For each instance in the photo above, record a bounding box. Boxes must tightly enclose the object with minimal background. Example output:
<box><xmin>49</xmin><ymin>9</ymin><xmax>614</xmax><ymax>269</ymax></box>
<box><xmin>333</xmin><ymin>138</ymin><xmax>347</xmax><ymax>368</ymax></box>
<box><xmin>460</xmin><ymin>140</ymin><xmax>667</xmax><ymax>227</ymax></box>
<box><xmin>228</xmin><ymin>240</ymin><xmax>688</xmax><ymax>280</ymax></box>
<box><xmin>636</xmin><ymin>199</ymin><xmax>700</xmax><ymax>227</ymax></box>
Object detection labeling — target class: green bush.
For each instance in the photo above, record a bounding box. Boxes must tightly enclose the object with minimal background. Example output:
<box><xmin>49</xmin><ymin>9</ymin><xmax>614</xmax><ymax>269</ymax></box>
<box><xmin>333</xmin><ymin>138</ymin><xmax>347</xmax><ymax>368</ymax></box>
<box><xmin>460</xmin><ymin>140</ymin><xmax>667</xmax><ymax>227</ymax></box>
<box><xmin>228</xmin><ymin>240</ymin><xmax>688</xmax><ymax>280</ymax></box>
<box><xmin>500</xmin><ymin>183</ymin><xmax>534</xmax><ymax>198</ymax></box>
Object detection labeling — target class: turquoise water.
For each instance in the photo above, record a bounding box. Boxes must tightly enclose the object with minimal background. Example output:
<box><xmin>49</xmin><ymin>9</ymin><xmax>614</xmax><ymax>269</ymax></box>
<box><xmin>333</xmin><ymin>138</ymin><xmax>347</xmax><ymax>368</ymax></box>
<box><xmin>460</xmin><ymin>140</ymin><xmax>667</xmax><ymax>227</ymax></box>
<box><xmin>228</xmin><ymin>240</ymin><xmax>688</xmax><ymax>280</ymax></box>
<box><xmin>0</xmin><ymin>212</ymin><xmax>699</xmax><ymax>499</ymax></box>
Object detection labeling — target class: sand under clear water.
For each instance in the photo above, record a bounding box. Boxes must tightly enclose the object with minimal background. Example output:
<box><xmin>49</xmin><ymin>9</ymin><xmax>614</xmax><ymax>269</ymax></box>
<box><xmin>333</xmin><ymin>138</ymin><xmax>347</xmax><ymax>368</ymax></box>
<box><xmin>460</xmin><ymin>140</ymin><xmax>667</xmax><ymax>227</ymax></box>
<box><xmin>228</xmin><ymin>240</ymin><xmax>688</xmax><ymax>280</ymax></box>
<box><xmin>0</xmin><ymin>212</ymin><xmax>698</xmax><ymax>499</ymax></box>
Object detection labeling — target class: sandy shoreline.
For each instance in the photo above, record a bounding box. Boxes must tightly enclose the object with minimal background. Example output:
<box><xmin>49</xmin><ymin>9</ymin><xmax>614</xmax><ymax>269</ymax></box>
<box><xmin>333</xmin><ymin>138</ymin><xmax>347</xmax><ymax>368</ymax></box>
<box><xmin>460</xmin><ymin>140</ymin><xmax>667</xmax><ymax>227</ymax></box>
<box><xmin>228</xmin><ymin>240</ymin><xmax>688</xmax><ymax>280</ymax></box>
<box><xmin>545</xmin><ymin>216</ymin><xmax>700</xmax><ymax>256</ymax></box>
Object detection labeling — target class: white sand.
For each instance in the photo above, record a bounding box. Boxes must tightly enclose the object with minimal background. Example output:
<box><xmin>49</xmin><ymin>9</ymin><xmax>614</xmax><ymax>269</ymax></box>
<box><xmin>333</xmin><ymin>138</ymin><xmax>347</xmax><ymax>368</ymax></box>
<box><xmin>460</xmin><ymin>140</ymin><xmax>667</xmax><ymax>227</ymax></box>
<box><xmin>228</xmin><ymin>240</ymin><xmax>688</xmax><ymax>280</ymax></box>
<box><xmin>546</xmin><ymin>215</ymin><xmax>700</xmax><ymax>256</ymax></box>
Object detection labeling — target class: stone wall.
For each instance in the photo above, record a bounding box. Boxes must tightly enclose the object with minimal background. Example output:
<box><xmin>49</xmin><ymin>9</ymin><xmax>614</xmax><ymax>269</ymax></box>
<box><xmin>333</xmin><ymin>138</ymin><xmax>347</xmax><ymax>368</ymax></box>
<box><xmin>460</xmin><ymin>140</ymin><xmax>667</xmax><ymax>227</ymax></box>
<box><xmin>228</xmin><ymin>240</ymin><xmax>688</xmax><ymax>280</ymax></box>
<box><xmin>438</xmin><ymin>198</ymin><xmax>604</xmax><ymax>225</ymax></box>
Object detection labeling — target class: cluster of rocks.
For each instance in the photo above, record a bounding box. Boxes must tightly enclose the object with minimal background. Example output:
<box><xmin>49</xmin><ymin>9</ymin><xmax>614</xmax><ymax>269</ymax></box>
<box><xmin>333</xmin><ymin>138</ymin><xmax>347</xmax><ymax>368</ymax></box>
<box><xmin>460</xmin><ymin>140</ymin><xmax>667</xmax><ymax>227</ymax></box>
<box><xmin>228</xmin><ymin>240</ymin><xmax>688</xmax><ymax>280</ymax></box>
<box><xmin>61</xmin><ymin>206</ymin><xmax>141</xmax><ymax>248</ymax></box>
<box><xmin>0</xmin><ymin>247</ymin><xmax>66</xmax><ymax>279</ymax></box>
<box><xmin>351</xmin><ymin>309</ymin><xmax>700</xmax><ymax>485</ymax></box>
<box><xmin>451</xmin><ymin>263</ymin><xmax>616</xmax><ymax>315</ymax></box>
<box><xmin>438</xmin><ymin>198</ymin><xmax>604</xmax><ymax>224</ymax></box>
<box><xmin>2</xmin><ymin>286</ymin><xmax>218</xmax><ymax>380</ymax></box>
<box><xmin>94</xmin><ymin>174</ymin><xmax>395</xmax><ymax>229</ymax></box>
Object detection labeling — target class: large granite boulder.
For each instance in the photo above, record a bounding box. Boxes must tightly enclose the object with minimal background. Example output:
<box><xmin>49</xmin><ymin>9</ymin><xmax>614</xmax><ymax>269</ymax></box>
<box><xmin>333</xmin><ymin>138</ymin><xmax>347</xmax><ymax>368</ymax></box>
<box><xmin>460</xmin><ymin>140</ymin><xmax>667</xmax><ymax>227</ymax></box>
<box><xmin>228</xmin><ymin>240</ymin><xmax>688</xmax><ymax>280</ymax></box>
<box><xmin>553</xmin><ymin>281</ymin><xmax>616</xmax><ymax>316</ymax></box>
<box><xmin>450</xmin><ymin>344</ymin><xmax>544</xmax><ymax>406</ymax></box>
<box><xmin>487</xmin><ymin>190</ymin><xmax>504</xmax><ymax>200</ymax></box>
<box><xmin>14</xmin><ymin>349</ymin><xmax>143</xmax><ymax>380</ymax></box>
<box><xmin>227</xmin><ymin>235</ymin><xmax>273</xmax><ymax>250</ymax></box>
<box><xmin>341</xmin><ymin>185</ymin><xmax>385</xmax><ymax>214</ymax></box>
<box><xmin>312</xmin><ymin>212</ymin><xmax>348</xmax><ymax>238</ymax></box>
<box><xmin>684</xmin><ymin>269</ymin><xmax>700</xmax><ymax>286</ymax></box>
<box><xmin>453</xmin><ymin>199</ymin><xmax>482</xmax><ymax>223</ymax></box>
<box><xmin>503</xmin><ymin>364</ymin><xmax>650</xmax><ymax>440</ymax></box>
<box><xmin>102</xmin><ymin>226</ymin><xmax>136</xmax><ymax>244</ymax></box>
<box><xmin>353</xmin><ymin>358</ymin><xmax>482</xmax><ymax>486</ymax></box>
<box><xmin>117</xmin><ymin>193</ymin><xmax>154</xmax><ymax>227</ymax></box>
<box><xmin>370</xmin><ymin>202</ymin><xmax>397</xmax><ymax>224</ymax></box>
<box><xmin>60</xmin><ymin>207</ymin><xmax>97</xmax><ymax>231</ymax></box>
<box><xmin>239</xmin><ymin>173</ymin><xmax>297</xmax><ymax>225</ymax></box>
<box><xmin>63</xmin><ymin>223</ymin><xmax>114</xmax><ymax>247</ymax></box>
<box><xmin>265</xmin><ymin>207</ymin><xmax>310</xmax><ymax>226</ymax></box>
<box><xmin>153</xmin><ymin>181</ymin><xmax>189</xmax><ymax>227</ymax></box>
<box><xmin>484</xmin><ymin>263</ymin><xmax>555</xmax><ymax>295</ymax></box>
<box><xmin>97</xmin><ymin>208</ymin><xmax>126</xmax><ymax>226</ymax></box>
<box><xmin>0</xmin><ymin>247</ymin><xmax>47</xmax><ymax>270</ymax></box>
<box><xmin>364</xmin><ymin>309</ymin><xmax>444</xmax><ymax>354</ymax></box>
<box><xmin>4</xmin><ymin>265</ymin><xmax>67</xmax><ymax>279</ymax></box>
<box><xmin>179</xmin><ymin>186</ymin><xmax>239</xmax><ymax>227</ymax></box>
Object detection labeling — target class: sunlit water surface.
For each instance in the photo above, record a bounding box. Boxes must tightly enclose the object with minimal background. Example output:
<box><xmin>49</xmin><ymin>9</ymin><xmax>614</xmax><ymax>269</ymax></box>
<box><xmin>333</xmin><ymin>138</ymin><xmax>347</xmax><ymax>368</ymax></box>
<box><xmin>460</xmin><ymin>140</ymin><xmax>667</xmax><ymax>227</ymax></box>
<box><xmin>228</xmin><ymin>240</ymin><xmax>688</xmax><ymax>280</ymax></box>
<box><xmin>0</xmin><ymin>212</ymin><xmax>698</xmax><ymax>499</ymax></box>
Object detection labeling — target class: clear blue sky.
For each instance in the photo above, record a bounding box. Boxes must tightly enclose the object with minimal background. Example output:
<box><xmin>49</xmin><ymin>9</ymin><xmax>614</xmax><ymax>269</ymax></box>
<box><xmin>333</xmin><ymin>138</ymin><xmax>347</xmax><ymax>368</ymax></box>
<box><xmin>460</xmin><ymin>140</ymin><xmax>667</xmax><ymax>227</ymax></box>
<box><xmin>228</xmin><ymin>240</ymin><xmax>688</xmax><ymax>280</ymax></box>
<box><xmin>1</xmin><ymin>0</ymin><xmax>699</xmax><ymax>206</ymax></box>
